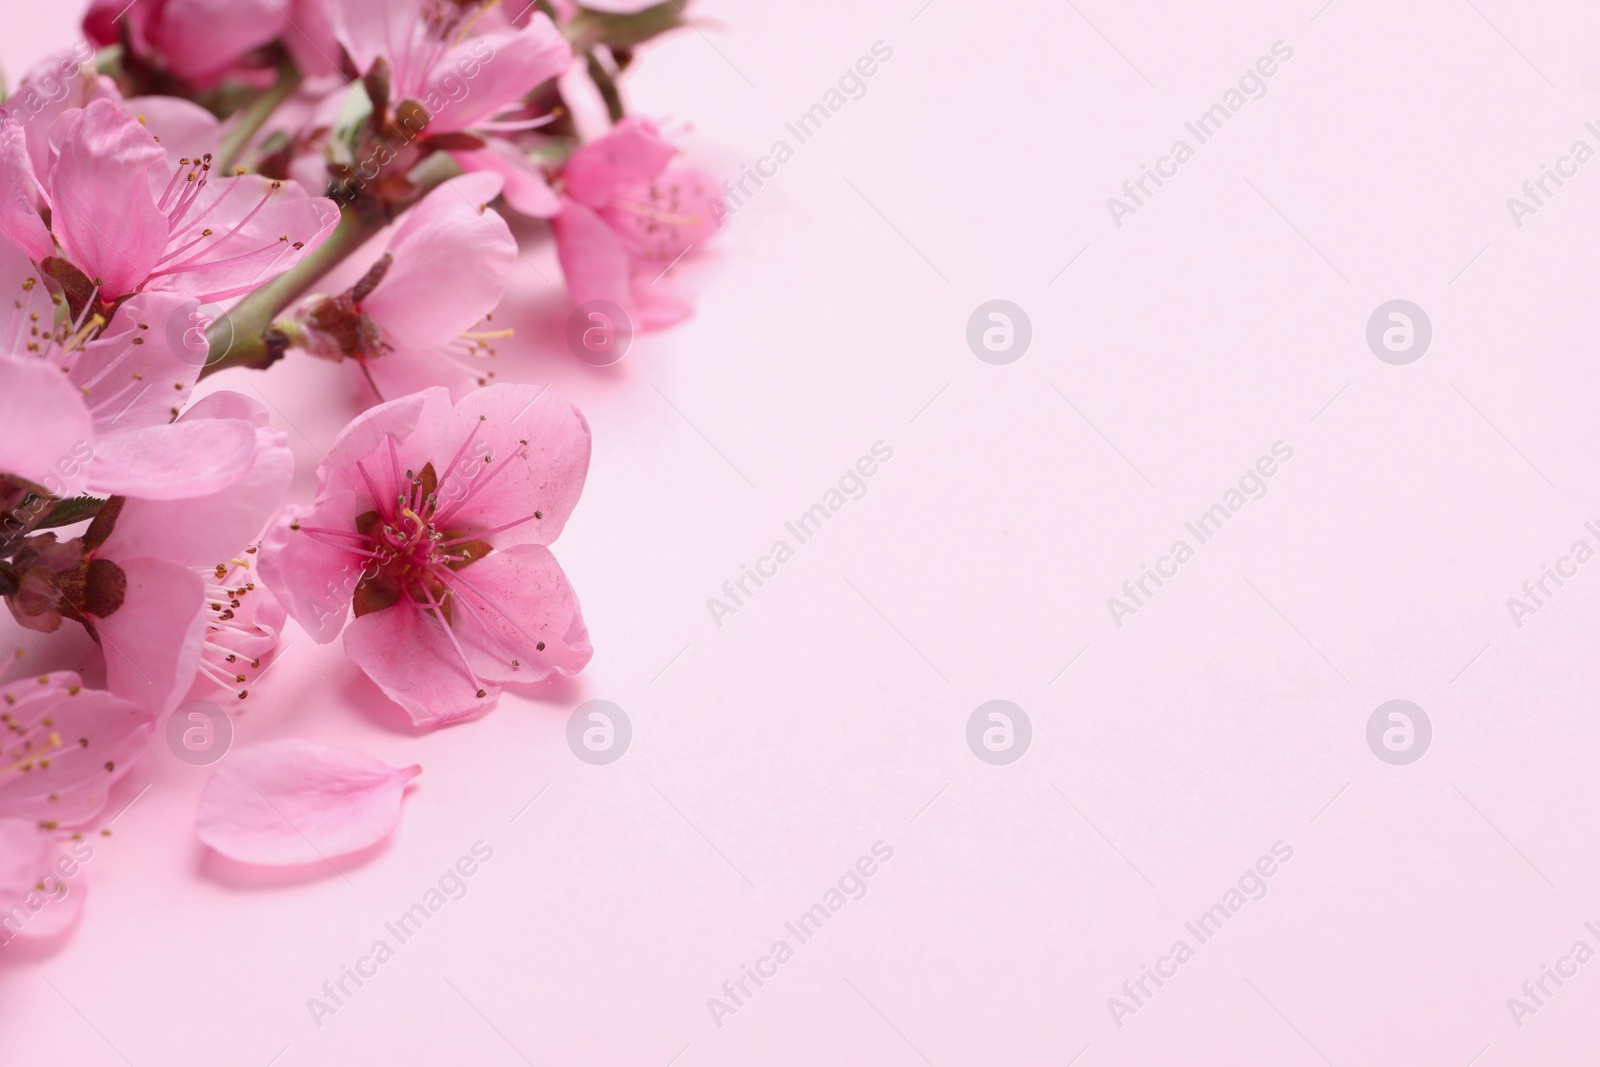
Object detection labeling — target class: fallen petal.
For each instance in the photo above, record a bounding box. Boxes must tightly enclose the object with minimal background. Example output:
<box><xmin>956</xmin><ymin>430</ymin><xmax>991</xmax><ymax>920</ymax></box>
<box><xmin>195</xmin><ymin>740</ymin><xmax>420</xmax><ymax>865</ymax></box>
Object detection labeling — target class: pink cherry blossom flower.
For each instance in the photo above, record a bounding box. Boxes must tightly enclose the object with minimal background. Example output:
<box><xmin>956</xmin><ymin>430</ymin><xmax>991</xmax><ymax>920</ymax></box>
<box><xmin>286</xmin><ymin>171</ymin><xmax>516</xmax><ymax>399</ymax></box>
<box><xmin>195</xmin><ymin>739</ymin><xmax>419</xmax><ymax>865</ymax></box>
<box><xmin>0</xmin><ymin>669</ymin><xmax>154</xmax><ymax>830</ymax></box>
<box><xmin>5</xmin><ymin>393</ymin><xmax>293</xmax><ymax>715</ymax></box>
<box><xmin>94</xmin><ymin>392</ymin><xmax>295</xmax><ymax>702</ymax></box>
<box><xmin>551</xmin><ymin>116</ymin><xmax>722</xmax><ymax>331</ymax></box>
<box><xmin>1</xmin><ymin>46</ymin><xmax>119</xmax><ymax>180</ymax></box>
<box><xmin>1</xmin><ymin>62</ymin><xmax>223</xmax><ymax>263</ymax></box>
<box><xmin>0</xmin><ymin>667</ymin><xmax>152</xmax><ymax>945</ymax></box>
<box><xmin>330</xmin><ymin>0</ymin><xmax>569</xmax><ymax>216</ymax></box>
<box><xmin>258</xmin><ymin>383</ymin><xmax>592</xmax><ymax>726</ymax></box>
<box><xmin>0</xmin><ymin>234</ymin><xmax>256</xmax><ymax>501</ymax></box>
<box><xmin>84</xmin><ymin>0</ymin><xmax>340</xmax><ymax>87</ymax></box>
<box><xmin>14</xmin><ymin>97</ymin><xmax>337</xmax><ymax>305</ymax></box>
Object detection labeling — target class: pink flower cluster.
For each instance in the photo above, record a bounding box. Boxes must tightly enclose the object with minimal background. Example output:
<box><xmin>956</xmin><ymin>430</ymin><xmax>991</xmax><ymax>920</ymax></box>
<box><xmin>0</xmin><ymin>0</ymin><xmax>721</xmax><ymax>948</ymax></box>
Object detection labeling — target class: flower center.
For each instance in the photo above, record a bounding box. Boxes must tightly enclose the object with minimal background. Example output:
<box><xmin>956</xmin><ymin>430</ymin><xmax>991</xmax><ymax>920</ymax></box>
<box><xmin>291</xmin><ymin>428</ymin><xmax>547</xmax><ymax>700</ymax></box>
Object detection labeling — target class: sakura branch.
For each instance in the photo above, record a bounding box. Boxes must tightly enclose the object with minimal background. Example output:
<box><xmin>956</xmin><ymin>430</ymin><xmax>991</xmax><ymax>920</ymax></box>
<box><xmin>0</xmin><ymin>0</ymin><xmax>725</xmax><ymax>946</ymax></box>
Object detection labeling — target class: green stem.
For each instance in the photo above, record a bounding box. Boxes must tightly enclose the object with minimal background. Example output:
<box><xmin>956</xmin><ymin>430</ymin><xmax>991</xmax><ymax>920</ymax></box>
<box><xmin>94</xmin><ymin>45</ymin><xmax>123</xmax><ymax>78</ymax></box>
<box><xmin>216</xmin><ymin>65</ymin><xmax>304</xmax><ymax>172</ymax></box>
<box><xmin>199</xmin><ymin>209</ymin><xmax>379</xmax><ymax>375</ymax></box>
<box><xmin>199</xmin><ymin>153</ymin><xmax>464</xmax><ymax>377</ymax></box>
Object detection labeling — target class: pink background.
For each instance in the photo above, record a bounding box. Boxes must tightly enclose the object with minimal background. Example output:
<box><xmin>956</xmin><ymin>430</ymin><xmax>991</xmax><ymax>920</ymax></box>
<box><xmin>8</xmin><ymin>0</ymin><xmax>1600</xmax><ymax>1063</ymax></box>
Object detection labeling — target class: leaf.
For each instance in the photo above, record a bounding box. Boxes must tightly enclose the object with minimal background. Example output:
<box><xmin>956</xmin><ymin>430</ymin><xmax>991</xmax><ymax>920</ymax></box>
<box><xmin>35</xmin><ymin>494</ymin><xmax>107</xmax><ymax>530</ymax></box>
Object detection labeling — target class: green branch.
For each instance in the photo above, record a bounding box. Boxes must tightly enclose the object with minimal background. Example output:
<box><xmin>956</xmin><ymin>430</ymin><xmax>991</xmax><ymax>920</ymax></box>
<box><xmin>199</xmin><ymin>153</ymin><xmax>463</xmax><ymax>377</ymax></box>
<box><xmin>216</xmin><ymin>65</ymin><xmax>304</xmax><ymax>172</ymax></box>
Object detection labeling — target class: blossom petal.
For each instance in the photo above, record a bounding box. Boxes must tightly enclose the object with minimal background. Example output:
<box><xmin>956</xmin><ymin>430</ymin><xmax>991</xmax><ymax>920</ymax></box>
<box><xmin>0</xmin><ymin>233</ymin><xmax>55</xmax><ymax>341</ymax></box>
<box><xmin>179</xmin><ymin>389</ymin><xmax>272</xmax><ymax>426</ymax></box>
<box><xmin>49</xmin><ymin>99</ymin><xmax>168</xmax><ymax>299</ymax></box>
<box><xmin>345</xmin><ymin>603</ymin><xmax>500</xmax><ymax>726</ymax></box>
<box><xmin>330</xmin><ymin>0</ymin><xmax>416</xmax><ymax>77</ymax></box>
<box><xmin>0</xmin><ymin>355</ymin><xmax>93</xmax><ymax>495</ymax></box>
<box><xmin>603</xmin><ymin>165</ymin><xmax>722</xmax><ymax>261</ymax></box>
<box><xmin>150</xmin><ymin>0</ymin><xmax>287</xmax><ymax>84</ymax></box>
<box><xmin>93</xmin><ymin>555</ymin><xmax>207</xmax><ymax>716</ymax></box>
<box><xmin>449</xmin><ymin>141</ymin><xmax>561</xmax><ymax>219</ymax></box>
<box><xmin>0</xmin><ymin>674</ymin><xmax>154</xmax><ymax>827</ymax></box>
<box><xmin>321</xmin><ymin>385</ymin><xmax>447</xmax><ymax>474</ymax></box>
<box><xmin>71</xmin><ymin>291</ymin><xmax>204</xmax><ymax>433</ymax></box>
<box><xmin>560</xmin><ymin>116</ymin><xmax>674</xmax><ymax>208</ymax></box>
<box><xmin>283</xmin><ymin>0</ymin><xmax>342</xmax><ymax>77</ymax></box>
<box><xmin>362</xmin><ymin>173</ymin><xmax>516</xmax><ymax>349</ymax></box>
<box><xmin>9</xmin><ymin>48</ymin><xmax>116</xmax><ymax>180</ymax></box>
<box><xmin>425</xmin><ymin>384</ymin><xmax>591</xmax><ymax>545</ymax></box>
<box><xmin>148</xmin><ymin>175</ymin><xmax>339</xmax><ymax>303</ymax></box>
<box><xmin>87</xmin><ymin>418</ymin><xmax>257</xmax><ymax>499</ymax></box>
<box><xmin>0</xmin><ymin>116</ymin><xmax>53</xmax><ymax>262</ymax></box>
<box><xmin>256</xmin><ymin>489</ymin><xmax>368</xmax><ymax>643</ymax></box>
<box><xmin>344</xmin><ymin>545</ymin><xmax>588</xmax><ymax>725</ymax></box>
<box><xmin>362</xmin><ymin>343</ymin><xmax>478</xmax><ymax>403</ymax></box>
<box><xmin>123</xmin><ymin>95</ymin><xmax>223</xmax><ymax>177</ymax></box>
<box><xmin>446</xmin><ymin>543</ymin><xmax>591</xmax><ymax>682</ymax></box>
<box><xmin>552</xmin><ymin>197</ymin><xmax>631</xmax><ymax>313</ymax></box>
<box><xmin>424</xmin><ymin>13</ymin><xmax>570</xmax><ymax>134</ymax></box>
<box><xmin>98</xmin><ymin>426</ymin><xmax>292</xmax><ymax>568</ymax></box>
<box><xmin>0</xmin><ymin>820</ymin><xmax>85</xmax><ymax>941</ymax></box>
<box><xmin>195</xmin><ymin>739</ymin><xmax>420</xmax><ymax>865</ymax></box>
